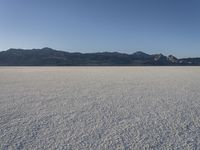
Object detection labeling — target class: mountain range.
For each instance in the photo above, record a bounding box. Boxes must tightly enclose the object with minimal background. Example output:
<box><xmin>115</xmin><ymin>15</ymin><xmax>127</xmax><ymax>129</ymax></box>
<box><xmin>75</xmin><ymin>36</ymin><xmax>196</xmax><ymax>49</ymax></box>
<box><xmin>0</xmin><ymin>47</ymin><xmax>200</xmax><ymax>66</ymax></box>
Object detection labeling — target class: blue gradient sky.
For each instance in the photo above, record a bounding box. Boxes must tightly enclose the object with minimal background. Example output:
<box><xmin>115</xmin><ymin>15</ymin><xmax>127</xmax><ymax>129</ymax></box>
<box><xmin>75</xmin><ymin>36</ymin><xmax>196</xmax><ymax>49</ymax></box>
<box><xmin>0</xmin><ymin>0</ymin><xmax>199</xmax><ymax>57</ymax></box>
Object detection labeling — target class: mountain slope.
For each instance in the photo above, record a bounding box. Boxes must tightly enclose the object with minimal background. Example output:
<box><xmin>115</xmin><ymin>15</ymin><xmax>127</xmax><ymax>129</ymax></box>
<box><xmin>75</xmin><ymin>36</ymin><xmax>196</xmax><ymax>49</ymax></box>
<box><xmin>0</xmin><ymin>48</ymin><xmax>199</xmax><ymax>66</ymax></box>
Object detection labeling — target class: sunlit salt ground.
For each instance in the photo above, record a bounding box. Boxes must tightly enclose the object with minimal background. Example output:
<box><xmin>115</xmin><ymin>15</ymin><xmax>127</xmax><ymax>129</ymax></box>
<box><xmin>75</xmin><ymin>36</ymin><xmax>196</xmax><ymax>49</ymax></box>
<box><xmin>0</xmin><ymin>67</ymin><xmax>200</xmax><ymax>150</ymax></box>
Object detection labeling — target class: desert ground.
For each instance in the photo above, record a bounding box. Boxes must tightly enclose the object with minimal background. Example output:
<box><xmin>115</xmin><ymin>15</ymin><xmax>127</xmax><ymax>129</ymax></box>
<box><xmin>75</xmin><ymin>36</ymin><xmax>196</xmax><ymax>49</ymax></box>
<box><xmin>0</xmin><ymin>67</ymin><xmax>200</xmax><ymax>150</ymax></box>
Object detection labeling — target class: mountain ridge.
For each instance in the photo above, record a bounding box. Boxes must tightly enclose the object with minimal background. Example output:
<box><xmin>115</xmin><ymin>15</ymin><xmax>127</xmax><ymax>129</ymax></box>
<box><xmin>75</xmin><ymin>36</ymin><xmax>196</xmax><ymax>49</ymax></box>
<box><xmin>0</xmin><ymin>48</ymin><xmax>200</xmax><ymax>66</ymax></box>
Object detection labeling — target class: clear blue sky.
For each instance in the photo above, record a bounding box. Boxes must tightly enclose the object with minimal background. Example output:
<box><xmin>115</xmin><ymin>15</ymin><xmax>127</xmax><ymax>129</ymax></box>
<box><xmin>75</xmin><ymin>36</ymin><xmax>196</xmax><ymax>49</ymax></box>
<box><xmin>0</xmin><ymin>0</ymin><xmax>199</xmax><ymax>57</ymax></box>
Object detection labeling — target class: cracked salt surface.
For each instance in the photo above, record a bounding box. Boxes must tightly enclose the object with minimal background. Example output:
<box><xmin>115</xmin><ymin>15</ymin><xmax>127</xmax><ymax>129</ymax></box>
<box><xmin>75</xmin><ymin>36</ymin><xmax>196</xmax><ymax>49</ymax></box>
<box><xmin>0</xmin><ymin>67</ymin><xmax>200</xmax><ymax>150</ymax></box>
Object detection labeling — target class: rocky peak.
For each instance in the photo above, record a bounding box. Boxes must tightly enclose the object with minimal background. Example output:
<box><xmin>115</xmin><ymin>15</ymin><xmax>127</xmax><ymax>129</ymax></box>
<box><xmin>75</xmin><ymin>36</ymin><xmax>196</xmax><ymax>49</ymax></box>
<box><xmin>153</xmin><ymin>54</ymin><xmax>166</xmax><ymax>61</ymax></box>
<box><xmin>168</xmin><ymin>55</ymin><xmax>178</xmax><ymax>63</ymax></box>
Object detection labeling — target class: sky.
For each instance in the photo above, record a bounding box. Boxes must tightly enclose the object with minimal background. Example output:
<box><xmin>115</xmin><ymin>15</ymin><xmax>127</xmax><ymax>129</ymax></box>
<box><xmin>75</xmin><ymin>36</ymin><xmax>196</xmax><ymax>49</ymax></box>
<box><xmin>0</xmin><ymin>0</ymin><xmax>200</xmax><ymax>58</ymax></box>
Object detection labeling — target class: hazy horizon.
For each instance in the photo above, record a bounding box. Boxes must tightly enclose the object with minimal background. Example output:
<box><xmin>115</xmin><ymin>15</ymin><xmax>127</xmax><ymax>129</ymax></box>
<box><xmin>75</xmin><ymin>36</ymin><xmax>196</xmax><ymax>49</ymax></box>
<box><xmin>1</xmin><ymin>47</ymin><xmax>199</xmax><ymax>59</ymax></box>
<box><xmin>0</xmin><ymin>0</ymin><xmax>200</xmax><ymax>58</ymax></box>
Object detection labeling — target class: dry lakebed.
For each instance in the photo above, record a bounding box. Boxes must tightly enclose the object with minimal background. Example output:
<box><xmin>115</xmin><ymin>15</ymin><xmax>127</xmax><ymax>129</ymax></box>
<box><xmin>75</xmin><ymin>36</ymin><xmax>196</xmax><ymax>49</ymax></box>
<box><xmin>0</xmin><ymin>67</ymin><xmax>200</xmax><ymax>149</ymax></box>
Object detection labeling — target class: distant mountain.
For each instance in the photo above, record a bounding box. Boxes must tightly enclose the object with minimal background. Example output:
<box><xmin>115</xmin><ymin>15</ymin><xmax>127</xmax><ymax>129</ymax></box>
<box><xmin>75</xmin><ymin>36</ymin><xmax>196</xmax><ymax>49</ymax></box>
<box><xmin>132</xmin><ymin>51</ymin><xmax>151</xmax><ymax>59</ymax></box>
<box><xmin>0</xmin><ymin>48</ymin><xmax>199</xmax><ymax>66</ymax></box>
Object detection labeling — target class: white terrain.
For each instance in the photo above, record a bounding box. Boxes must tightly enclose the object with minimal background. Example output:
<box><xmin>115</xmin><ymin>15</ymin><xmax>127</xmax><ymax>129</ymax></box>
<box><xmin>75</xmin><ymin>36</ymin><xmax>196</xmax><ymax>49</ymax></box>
<box><xmin>0</xmin><ymin>67</ymin><xmax>200</xmax><ymax>150</ymax></box>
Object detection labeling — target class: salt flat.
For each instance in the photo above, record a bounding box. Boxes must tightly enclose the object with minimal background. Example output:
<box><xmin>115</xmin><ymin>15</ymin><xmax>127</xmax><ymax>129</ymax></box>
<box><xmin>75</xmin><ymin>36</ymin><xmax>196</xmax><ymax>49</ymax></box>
<box><xmin>0</xmin><ymin>67</ymin><xmax>200</xmax><ymax>150</ymax></box>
